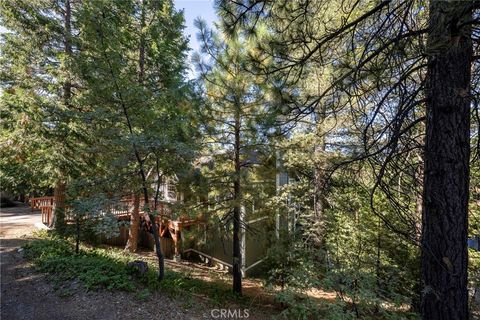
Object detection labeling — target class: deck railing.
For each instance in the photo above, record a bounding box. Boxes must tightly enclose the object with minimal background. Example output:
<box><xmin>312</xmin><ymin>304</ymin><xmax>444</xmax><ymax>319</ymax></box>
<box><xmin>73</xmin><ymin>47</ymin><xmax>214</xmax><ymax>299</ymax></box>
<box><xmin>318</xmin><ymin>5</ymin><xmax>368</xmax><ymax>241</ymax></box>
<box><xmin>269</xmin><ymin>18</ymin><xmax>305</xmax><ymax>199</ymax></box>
<box><xmin>29</xmin><ymin>196</ymin><xmax>54</xmax><ymax>211</ymax></box>
<box><xmin>31</xmin><ymin>195</ymin><xmax>201</xmax><ymax>232</ymax></box>
<box><xmin>40</xmin><ymin>206</ymin><xmax>53</xmax><ymax>225</ymax></box>
<box><xmin>31</xmin><ymin>194</ymin><xmax>204</xmax><ymax>258</ymax></box>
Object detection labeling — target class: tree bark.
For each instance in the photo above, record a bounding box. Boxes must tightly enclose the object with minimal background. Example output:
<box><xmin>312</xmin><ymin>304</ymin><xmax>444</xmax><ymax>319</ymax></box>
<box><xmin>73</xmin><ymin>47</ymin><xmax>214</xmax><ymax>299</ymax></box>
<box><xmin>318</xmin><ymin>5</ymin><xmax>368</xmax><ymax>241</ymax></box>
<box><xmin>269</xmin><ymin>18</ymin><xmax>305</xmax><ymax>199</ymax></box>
<box><xmin>53</xmin><ymin>0</ymin><xmax>72</xmax><ymax>235</ymax></box>
<box><xmin>53</xmin><ymin>181</ymin><xmax>67</xmax><ymax>233</ymax></box>
<box><xmin>125</xmin><ymin>193</ymin><xmax>140</xmax><ymax>252</ymax></box>
<box><xmin>143</xmin><ymin>189</ymin><xmax>165</xmax><ymax>281</ymax></box>
<box><xmin>232</xmin><ymin>105</ymin><xmax>242</xmax><ymax>295</ymax></box>
<box><xmin>421</xmin><ymin>3</ymin><xmax>472</xmax><ymax>319</ymax></box>
<box><xmin>63</xmin><ymin>0</ymin><xmax>72</xmax><ymax>105</ymax></box>
<box><xmin>313</xmin><ymin>104</ymin><xmax>327</xmax><ymax>248</ymax></box>
<box><xmin>135</xmin><ymin>1</ymin><xmax>164</xmax><ymax>280</ymax></box>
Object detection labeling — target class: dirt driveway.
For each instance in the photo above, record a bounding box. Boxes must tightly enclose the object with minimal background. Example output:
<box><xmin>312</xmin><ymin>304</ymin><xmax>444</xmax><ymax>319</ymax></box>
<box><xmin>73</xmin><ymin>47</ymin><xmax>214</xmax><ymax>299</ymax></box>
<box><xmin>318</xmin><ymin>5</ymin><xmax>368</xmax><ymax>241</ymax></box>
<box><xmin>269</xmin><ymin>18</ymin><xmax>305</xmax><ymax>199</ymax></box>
<box><xmin>0</xmin><ymin>204</ymin><xmax>207</xmax><ymax>320</ymax></box>
<box><xmin>0</xmin><ymin>205</ymin><xmax>41</xmax><ymax>238</ymax></box>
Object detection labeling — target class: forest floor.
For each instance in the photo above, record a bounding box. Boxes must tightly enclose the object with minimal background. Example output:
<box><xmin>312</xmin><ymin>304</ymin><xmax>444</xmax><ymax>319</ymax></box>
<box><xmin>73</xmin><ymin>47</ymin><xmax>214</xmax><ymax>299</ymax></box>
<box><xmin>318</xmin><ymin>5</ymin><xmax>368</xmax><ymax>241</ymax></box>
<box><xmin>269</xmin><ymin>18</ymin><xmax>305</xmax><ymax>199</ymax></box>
<box><xmin>0</xmin><ymin>205</ymin><xmax>431</xmax><ymax>320</ymax></box>
<box><xmin>0</xmin><ymin>204</ymin><xmax>274</xmax><ymax>320</ymax></box>
<box><xmin>137</xmin><ymin>250</ymin><xmax>337</xmax><ymax>307</ymax></box>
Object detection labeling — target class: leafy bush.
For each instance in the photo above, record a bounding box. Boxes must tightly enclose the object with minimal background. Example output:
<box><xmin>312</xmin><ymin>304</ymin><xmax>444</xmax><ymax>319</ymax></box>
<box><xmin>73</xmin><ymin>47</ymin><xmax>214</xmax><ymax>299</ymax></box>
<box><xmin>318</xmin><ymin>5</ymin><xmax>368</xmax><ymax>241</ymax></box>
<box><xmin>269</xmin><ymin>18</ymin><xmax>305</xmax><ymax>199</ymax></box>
<box><xmin>64</xmin><ymin>195</ymin><xmax>121</xmax><ymax>246</ymax></box>
<box><xmin>263</xmin><ymin>229</ymin><xmax>321</xmax><ymax>289</ymax></box>
<box><xmin>275</xmin><ymin>290</ymin><xmax>322</xmax><ymax>320</ymax></box>
<box><xmin>23</xmin><ymin>232</ymin><xmax>135</xmax><ymax>291</ymax></box>
<box><xmin>22</xmin><ymin>231</ymin><xmax>247</xmax><ymax>307</ymax></box>
<box><xmin>262</xmin><ymin>231</ymin><xmax>325</xmax><ymax>319</ymax></box>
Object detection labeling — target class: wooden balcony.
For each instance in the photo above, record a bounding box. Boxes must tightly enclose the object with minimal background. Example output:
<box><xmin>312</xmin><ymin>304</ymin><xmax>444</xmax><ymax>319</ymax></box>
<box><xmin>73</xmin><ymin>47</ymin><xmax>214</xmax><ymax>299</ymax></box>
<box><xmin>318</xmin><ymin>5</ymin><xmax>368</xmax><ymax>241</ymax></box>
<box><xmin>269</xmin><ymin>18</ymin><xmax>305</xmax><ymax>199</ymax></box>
<box><xmin>29</xmin><ymin>195</ymin><xmax>203</xmax><ymax>257</ymax></box>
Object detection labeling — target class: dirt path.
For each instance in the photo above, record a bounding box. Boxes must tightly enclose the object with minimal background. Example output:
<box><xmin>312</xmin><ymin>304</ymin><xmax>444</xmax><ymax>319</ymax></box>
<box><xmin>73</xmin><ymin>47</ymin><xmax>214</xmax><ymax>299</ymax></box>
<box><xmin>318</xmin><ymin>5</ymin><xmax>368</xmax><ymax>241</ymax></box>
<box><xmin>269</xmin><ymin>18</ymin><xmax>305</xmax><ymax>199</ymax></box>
<box><xmin>0</xmin><ymin>205</ymin><xmax>208</xmax><ymax>320</ymax></box>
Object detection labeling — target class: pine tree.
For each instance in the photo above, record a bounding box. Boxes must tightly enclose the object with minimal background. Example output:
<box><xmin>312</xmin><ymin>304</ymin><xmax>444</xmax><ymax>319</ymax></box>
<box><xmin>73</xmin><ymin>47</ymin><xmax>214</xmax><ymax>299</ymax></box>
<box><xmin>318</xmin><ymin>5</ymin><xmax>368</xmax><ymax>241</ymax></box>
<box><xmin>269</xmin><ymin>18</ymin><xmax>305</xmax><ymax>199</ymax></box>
<box><xmin>194</xmin><ymin>19</ymin><xmax>271</xmax><ymax>295</ymax></box>
<box><xmin>77</xmin><ymin>0</ymin><xmax>195</xmax><ymax>280</ymax></box>
<box><xmin>218</xmin><ymin>1</ymin><xmax>479</xmax><ymax>318</ymax></box>
<box><xmin>0</xmin><ymin>0</ymin><xmax>87</xmax><ymax>232</ymax></box>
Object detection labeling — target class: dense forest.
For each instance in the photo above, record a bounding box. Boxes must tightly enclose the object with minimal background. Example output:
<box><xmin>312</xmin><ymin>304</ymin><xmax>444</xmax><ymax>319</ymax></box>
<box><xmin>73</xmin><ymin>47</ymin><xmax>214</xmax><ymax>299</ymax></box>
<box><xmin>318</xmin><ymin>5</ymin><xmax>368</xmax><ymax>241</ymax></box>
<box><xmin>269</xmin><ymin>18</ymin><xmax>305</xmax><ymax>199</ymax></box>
<box><xmin>1</xmin><ymin>1</ymin><xmax>479</xmax><ymax>319</ymax></box>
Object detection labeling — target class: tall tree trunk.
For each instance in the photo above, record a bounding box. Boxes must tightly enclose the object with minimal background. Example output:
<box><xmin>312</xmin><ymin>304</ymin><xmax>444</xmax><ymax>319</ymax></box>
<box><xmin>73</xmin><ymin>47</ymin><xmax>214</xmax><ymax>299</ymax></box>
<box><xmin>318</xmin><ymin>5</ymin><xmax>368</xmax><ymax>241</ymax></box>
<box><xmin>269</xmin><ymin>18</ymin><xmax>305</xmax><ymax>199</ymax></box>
<box><xmin>232</xmin><ymin>106</ymin><xmax>242</xmax><ymax>295</ymax></box>
<box><xmin>53</xmin><ymin>181</ymin><xmax>66</xmax><ymax>233</ymax></box>
<box><xmin>134</xmin><ymin>0</ymin><xmax>164</xmax><ymax>280</ymax></box>
<box><xmin>125</xmin><ymin>193</ymin><xmax>140</xmax><ymax>252</ymax></box>
<box><xmin>54</xmin><ymin>0</ymin><xmax>72</xmax><ymax>234</ymax></box>
<box><xmin>421</xmin><ymin>3</ymin><xmax>472</xmax><ymax>319</ymax></box>
<box><xmin>142</xmin><ymin>187</ymin><xmax>165</xmax><ymax>281</ymax></box>
<box><xmin>63</xmin><ymin>0</ymin><xmax>72</xmax><ymax>105</ymax></box>
<box><xmin>313</xmin><ymin>148</ymin><xmax>326</xmax><ymax>247</ymax></box>
<box><xmin>313</xmin><ymin>103</ymin><xmax>327</xmax><ymax>248</ymax></box>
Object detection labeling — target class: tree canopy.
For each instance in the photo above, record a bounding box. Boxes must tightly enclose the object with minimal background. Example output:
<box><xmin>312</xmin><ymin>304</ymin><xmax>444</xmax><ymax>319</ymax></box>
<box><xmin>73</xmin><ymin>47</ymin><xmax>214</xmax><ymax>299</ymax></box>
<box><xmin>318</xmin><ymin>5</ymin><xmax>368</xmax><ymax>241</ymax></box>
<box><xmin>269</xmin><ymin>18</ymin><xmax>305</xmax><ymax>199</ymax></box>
<box><xmin>1</xmin><ymin>1</ymin><xmax>479</xmax><ymax>319</ymax></box>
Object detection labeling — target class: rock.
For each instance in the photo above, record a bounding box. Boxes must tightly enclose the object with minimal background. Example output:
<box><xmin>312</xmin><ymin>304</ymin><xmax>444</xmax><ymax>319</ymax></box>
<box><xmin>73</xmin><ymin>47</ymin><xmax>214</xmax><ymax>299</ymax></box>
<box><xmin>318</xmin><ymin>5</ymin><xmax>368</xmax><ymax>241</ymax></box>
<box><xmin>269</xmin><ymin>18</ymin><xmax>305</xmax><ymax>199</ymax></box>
<box><xmin>127</xmin><ymin>260</ymin><xmax>148</xmax><ymax>277</ymax></box>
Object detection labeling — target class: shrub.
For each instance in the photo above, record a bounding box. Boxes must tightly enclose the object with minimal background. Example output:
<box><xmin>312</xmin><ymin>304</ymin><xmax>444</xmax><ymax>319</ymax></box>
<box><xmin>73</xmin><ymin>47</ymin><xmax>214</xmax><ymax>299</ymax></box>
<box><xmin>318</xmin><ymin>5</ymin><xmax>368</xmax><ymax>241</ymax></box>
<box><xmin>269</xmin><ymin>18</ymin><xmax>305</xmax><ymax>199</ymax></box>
<box><xmin>22</xmin><ymin>231</ymin><xmax>246</xmax><ymax>307</ymax></box>
<box><xmin>23</xmin><ymin>232</ymin><xmax>134</xmax><ymax>291</ymax></box>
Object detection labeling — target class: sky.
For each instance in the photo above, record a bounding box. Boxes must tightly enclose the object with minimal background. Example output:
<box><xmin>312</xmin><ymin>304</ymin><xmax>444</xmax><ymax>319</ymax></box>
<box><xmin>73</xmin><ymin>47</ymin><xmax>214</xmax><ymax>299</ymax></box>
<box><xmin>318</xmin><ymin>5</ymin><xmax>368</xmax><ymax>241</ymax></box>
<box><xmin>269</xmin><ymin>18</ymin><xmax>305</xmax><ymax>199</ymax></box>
<box><xmin>174</xmin><ymin>0</ymin><xmax>218</xmax><ymax>77</ymax></box>
<box><xmin>174</xmin><ymin>0</ymin><xmax>218</xmax><ymax>52</ymax></box>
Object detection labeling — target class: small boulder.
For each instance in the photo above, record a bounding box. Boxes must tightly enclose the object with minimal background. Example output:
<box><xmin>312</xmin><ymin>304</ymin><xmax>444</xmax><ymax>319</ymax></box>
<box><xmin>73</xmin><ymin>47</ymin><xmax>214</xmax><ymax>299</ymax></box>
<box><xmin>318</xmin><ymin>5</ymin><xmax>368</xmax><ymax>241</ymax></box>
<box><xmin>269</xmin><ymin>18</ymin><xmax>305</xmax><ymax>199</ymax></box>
<box><xmin>127</xmin><ymin>260</ymin><xmax>148</xmax><ymax>277</ymax></box>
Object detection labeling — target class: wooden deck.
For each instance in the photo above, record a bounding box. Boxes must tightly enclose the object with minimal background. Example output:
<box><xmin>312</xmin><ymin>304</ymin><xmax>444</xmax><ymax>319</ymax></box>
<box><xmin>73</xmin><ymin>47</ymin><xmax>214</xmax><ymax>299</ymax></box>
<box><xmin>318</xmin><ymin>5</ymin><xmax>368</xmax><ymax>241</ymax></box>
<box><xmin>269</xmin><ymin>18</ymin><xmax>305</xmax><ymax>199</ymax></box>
<box><xmin>29</xmin><ymin>196</ymin><xmax>54</xmax><ymax>211</ymax></box>
<box><xmin>29</xmin><ymin>196</ymin><xmax>204</xmax><ymax>256</ymax></box>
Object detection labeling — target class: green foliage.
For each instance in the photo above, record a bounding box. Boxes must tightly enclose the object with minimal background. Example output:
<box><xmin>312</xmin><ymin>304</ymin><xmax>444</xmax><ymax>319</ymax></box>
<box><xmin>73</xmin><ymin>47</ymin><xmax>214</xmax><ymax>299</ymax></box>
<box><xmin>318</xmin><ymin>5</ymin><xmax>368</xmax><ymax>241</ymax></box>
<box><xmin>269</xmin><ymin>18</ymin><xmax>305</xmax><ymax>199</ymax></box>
<box><xmin>275</xmin><ymin>291</ymin><xmax>322</xmax><ymax>320</ymax></box>
<box><xmin>263</xmin><ymin>232</ymin><xmax>319</xmax><ymax>290</ymax></box>
<box><xmin>263</xmin><ymin>168</ymin><xmax>421</xmax><ymax>319</ymax></box>
<box><xmin>135</xmin><ymin>288</ymin><xmax>151</xmax><ymax>301</ymax></box>
<box><xmin>0</xmin><ymin>0</ymin><xmax>91</xmax><ymax>194</ymax></box>
<box><xmin>263</xmin><ymin>237</ymin><xmax>325</xmax><ymax>320</ymax></box>
<box><xmin>1</xmin><ymin>0</ymin><xmax>199</xmax><ymax>200</ymax></box>
<box><xmin>74</xmin><ymin>0</ymin><xmax>199</xmax><ymax>205</ymax></box>
<box><xmin>321</xmin><ymin>177</ymin><xmax>420</xmax><ymax>318</ymax></box>
<box><xmin>68</xmin><ymin>195</ymin><xmax>120</xmax><ymax>240</ymax></box>
<box><xmin>22</xmin><ymin>231</ymin><xmax>249</xmax><ymax>306</ymax></box>
<box><xmin>23</xmin><ymin>233</ymin><xmax>134</xmax><ymax>291</ymax></box>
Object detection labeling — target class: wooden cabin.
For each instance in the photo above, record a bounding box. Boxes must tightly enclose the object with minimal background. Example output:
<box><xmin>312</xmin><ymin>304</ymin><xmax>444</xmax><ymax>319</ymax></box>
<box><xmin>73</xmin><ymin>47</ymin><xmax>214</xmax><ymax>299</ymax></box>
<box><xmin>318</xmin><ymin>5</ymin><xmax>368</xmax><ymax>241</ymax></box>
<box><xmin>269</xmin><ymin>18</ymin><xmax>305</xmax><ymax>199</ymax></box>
<box><xmin>28</xmin><ymin>154</ymin><xmax>286</xmax><ymax>277</ymax></box>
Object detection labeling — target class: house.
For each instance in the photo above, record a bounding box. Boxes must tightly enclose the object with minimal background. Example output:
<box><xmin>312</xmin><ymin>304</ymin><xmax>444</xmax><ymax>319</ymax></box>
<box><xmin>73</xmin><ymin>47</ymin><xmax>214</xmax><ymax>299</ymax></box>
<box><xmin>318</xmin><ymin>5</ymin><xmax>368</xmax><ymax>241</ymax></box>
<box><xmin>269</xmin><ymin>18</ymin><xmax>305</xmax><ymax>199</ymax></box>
<box><xmin>29</xmin><ymin>151</ymin><xmax>294</xmax><ymax>278</ymax></box>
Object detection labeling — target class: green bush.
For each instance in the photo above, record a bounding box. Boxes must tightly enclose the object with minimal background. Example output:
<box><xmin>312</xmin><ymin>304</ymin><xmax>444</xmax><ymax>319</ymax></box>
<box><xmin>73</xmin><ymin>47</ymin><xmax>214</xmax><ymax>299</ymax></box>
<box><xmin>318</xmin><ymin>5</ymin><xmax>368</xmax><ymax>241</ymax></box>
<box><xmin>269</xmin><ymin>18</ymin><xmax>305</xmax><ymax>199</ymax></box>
<box><xmin>263</xmin><ymin>231</ymin><xmax>320</xmax><ymax>291</ymax></box>
<box><xmin>22</xmin><ymin>231</ymin><xmax>246</xmax><ymax>307</ymax></box>
<box><xmin>23</xmin><ymin>232</ymin><xmax>134</xmax><ymax>291</ymax></box>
